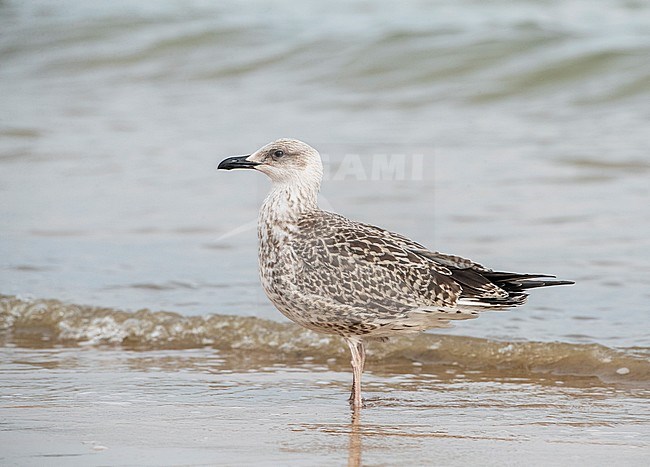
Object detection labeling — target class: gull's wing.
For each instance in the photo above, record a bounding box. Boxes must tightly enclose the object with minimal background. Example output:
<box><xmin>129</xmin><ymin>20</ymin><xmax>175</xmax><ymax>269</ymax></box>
<box><xmin>291</xmin><ymin>211</ymin><xmax>508</xmax><ymax>318</ymax></box>
<box><xmin>292</xmin><ymin>211</ymin><xmax>573</xmax><ymax>324</ymax></box>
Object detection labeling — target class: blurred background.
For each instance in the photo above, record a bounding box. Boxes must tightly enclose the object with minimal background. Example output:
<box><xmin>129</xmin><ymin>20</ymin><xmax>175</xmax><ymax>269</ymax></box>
<box><xmin>1</xmin><ymin>0</ymin><xmax>649</xmax><ymax>347</ymax></box>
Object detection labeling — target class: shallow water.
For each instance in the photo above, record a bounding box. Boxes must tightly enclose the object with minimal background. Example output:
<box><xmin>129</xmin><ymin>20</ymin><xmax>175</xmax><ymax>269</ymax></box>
<box><xmin>1</xmin><ymin>0</ymin><xmax>650</xmax><ymax>464</ymax></box>
<box><xmin>1</xmin><ymin>0</ymin><xmax>649</xmax><ymax>347</ymax></box>
<box><xmin>1</xmin><ymin>347</ymin><xmax>648</xmax><ymax>466</ymax></box>
<box><xmin>1</xmin><ymin>297</ymin><xmax>649</xmax><ymax>464</ymax></box>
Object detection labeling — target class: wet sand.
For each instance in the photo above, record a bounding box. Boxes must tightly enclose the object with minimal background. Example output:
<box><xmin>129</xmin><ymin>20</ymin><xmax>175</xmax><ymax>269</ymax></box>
<box><xmin>1</xmin><ymin>347</ymin><xmax>648</xmax><ymax>466</ymax></box>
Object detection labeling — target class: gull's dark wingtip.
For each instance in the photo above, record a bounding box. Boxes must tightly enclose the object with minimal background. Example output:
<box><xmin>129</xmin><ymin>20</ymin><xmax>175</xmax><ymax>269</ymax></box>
<box><xmin>485</xmin><ymin>271</ymin><xmax>575</xmax><ymax>291</ymax></box>
<box><xmin>515</xmin><ymin>279</ymin><xmax>575</xmax><ymax>290</ymax></box>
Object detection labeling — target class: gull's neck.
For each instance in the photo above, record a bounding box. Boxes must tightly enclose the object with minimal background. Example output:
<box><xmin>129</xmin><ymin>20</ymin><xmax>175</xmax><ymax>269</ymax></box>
<box><xmin>260</xmin><ymin>179</ymin><xmax>320</xmax><ymax>227</ymax></box>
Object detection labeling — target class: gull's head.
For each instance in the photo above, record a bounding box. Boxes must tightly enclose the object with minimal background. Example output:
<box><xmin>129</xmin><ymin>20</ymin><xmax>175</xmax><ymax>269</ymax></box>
<box><xmin>218</xmin><ymin>138</ymin><xmax>323</xmax><ymax>188</ymax></box>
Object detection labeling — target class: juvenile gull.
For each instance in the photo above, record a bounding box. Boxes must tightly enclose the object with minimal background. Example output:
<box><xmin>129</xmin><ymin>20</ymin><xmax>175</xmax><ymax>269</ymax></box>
<box><xmin>218</xmin><ymin>139</ymin><xmax>573</xmax><ymax>408</ymax></box>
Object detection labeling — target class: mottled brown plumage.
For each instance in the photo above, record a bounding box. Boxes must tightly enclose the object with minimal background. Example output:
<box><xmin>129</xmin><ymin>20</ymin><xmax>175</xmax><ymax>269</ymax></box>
<box><xmin>218</xmin><ymin>138</ymin><xmax>573</xmax><ymax>408</ymax></box>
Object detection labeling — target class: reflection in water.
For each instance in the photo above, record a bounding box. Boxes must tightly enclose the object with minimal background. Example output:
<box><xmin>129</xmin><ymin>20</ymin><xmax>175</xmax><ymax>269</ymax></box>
<box><xmin>343</xmin><ymin>400</ymin><xmax>522</xmax><ymax>467</ymax></box>
<box><xmin>348</xmin><ymin>408</ymin><xmax>362</xmax><ymax>467</ymax></box>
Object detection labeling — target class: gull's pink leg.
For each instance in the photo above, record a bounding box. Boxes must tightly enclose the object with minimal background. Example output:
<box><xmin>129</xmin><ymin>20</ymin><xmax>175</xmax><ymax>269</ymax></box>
<box><xmin>345</xmin><ymin>338</ymin><xmax>366</xmax><ymax>409</ymax></box>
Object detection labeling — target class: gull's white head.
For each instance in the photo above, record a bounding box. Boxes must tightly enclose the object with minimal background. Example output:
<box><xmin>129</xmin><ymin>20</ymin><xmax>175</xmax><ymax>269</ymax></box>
<box><xmin>218</xmin><ymin>138</ymin><xmax>323</xmax><ymax>188</ymax></box>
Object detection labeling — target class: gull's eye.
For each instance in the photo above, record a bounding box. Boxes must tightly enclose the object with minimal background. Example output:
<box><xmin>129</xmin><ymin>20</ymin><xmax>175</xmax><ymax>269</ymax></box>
<box><xmin>273</xmin><ymin>150</ymin><xmax>285</xmax><ymax>159</ymax></box>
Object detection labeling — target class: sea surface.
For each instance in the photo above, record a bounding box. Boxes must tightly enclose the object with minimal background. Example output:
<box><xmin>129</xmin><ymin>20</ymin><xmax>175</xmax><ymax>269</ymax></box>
<box><xmin>1</xmin><ymin>0</ymin><xmax>649</xmax><ymax>465</ymax></box>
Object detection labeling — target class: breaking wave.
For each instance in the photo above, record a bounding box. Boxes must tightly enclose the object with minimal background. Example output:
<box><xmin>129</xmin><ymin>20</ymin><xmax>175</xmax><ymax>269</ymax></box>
<box><xmin>1</xmin><ymin>295</ymin><xmax>648</xmax><ymax>386</ymax></box>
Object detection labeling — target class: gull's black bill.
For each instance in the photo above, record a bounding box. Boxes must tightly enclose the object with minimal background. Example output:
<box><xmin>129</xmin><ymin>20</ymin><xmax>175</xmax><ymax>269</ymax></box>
<box><xmin>218</xmin><ymin>155</ymin><xmax>260</xmax><ymax>170</ymax></box>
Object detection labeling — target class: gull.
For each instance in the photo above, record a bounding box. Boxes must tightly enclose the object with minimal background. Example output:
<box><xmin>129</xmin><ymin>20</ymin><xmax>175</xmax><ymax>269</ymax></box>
<box><xmin>218</xmin><ymin>139</ymin><xmax>573</xmax><ymax>409</ymax></box>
